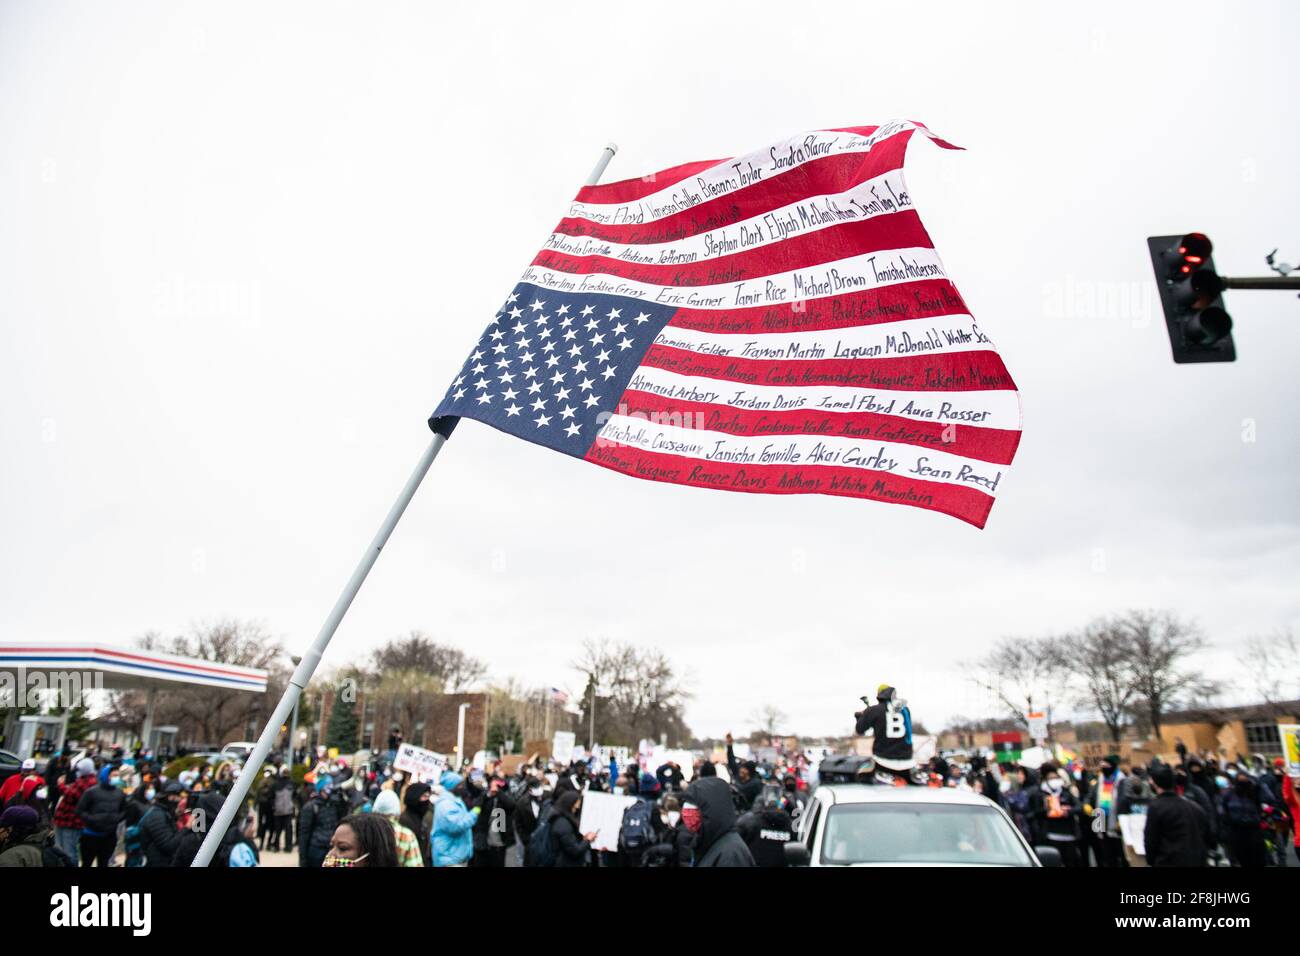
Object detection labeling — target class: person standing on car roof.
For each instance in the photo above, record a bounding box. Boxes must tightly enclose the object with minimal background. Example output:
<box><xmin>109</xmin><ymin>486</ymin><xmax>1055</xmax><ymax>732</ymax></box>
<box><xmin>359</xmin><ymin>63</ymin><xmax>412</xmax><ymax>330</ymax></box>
<box><xmin>854</xmin><ymin>684</ymin><xmax>915</xmax><ymax>778</ymax></box>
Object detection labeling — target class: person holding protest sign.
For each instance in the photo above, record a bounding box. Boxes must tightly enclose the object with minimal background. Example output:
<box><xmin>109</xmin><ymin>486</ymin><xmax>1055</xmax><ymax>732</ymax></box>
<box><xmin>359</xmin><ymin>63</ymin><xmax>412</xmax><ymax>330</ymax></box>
<box><xmin>547</xmin><ymin>790</ymin><xmax>597</xmax><ymax>867</ymax></box>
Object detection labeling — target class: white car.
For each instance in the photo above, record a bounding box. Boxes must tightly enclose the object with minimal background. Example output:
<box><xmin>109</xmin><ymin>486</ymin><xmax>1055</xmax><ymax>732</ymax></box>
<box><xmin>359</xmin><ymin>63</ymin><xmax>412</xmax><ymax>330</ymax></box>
<box><xmin>785</xmin><ymin>783</ymin><xmax>1056</xmax><ymax>867</ymax></box>
<box><xmin>219</xmin><ymin>742</ymin><xmax>257</xmax><ymax>762</ymax></box>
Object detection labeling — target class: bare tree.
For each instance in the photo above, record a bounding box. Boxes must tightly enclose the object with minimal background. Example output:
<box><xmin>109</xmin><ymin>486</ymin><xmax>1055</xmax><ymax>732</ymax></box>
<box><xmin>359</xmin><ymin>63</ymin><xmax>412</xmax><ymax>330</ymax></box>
<box><xmin>965</xmin><ymin>636</ymin><xmax>1067</xmax><ymax>729</ymax></box>
<box><xmin>1240</xmin><ymin>629</ymin><xmax>1300</xmax><ymax>714</ymax></box>
<box><xmin>573</xmin><ymin>640</ymin><xmax>693</xmax><ymax>746</ymax></box>
<box><xmin>136</xmin><ymin>620</ymin><xmax>289</xmax><ymax>747</ymax></box>
<box><xmin>370</xmin><ymin>632</ymin><xmax>486</xmax><ymax>692</ymax></box>
<box><xmin>1063</xmin><ymin>618</ymin><xmax>1138</xmax><ymax>745</ymax></box>
<box><xmin>1119</xmin><ymin>610</ymin><xmax>1219</xmax><ymax>740</ymax></box>
<box><xmin>749</xmin><ymin>703</ymin><xmax>788</xmax><ymax>741</ymax></box>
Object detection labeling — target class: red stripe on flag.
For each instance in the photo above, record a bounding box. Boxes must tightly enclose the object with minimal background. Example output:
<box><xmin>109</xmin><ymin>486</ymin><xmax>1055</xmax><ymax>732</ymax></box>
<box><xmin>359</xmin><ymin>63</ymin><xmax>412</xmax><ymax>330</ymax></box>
<box><xmin>531</xmin><ymin>212</ymin><xmax>935</xmax><ymax>287</ymax></box>
<box><xmin>639</xmin><ymin>343</ymin><xmax>1019</xmax><ymax>393</ymax></box>
<box><xmin>553</xmin><ymin>136</ymin><xmax>913</xmax><ymax>244</ymax></box>
<box><xmin>667</xmin><ymin>280</ymin><xmax>969</xmax><ymax>334</ymax></box>
<box><xmin>614</xmin><ymin>389</ymin><xmax>1022</xmax><ymax>465</ymax></box>
<box><xmin>583</xmin><ymin>440</ymin><xmax>994</xmax><ymax>528</ymax></box>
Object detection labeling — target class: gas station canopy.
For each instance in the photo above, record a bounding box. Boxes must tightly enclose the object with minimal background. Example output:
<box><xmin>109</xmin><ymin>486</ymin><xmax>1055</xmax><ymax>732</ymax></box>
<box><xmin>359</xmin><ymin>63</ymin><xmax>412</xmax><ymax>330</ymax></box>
<box><xmin>0</xmin><ymin>641</ymin><xmax>269</xmax><ymax>693</ymax></box>
<box><xmin>1</xmin><ymin>642</ymin><xmax>268</xmax><ymax>758</ymax></box>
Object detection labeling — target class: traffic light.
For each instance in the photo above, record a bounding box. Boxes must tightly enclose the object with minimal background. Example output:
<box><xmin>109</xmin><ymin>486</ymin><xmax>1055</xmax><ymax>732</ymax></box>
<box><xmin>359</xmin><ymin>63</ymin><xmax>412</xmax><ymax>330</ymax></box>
<box><xmin>1147</xmin><ymin>233</ymin><xmax>1235</xmax><ymax>363</ymax></box>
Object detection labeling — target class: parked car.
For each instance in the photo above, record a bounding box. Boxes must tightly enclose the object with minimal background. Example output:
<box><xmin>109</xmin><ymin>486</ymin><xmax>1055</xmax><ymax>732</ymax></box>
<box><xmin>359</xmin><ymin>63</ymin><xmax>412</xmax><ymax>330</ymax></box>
<box><xmin>0</xmin><ymin>749</ymin><xmax>22</xmax><ymax>788</ymax></box>
<box><xmin>219</xmin><ymin>742</ymin><xmax>258</xmax><ymax>763</ymax></box>
<box><xmin>786</xmin><ymin>783</ymin><xmax>1058</xmax><ymax>867</ymax></box>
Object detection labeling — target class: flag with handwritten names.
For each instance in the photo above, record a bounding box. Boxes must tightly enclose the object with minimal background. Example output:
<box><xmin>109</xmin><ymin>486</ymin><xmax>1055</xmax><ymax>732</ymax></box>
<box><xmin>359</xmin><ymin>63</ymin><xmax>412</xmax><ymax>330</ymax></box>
<box><xmin>430</xmin><ymin>122</ymin><xmax>1021</xmax><ymax>527</ymax></box>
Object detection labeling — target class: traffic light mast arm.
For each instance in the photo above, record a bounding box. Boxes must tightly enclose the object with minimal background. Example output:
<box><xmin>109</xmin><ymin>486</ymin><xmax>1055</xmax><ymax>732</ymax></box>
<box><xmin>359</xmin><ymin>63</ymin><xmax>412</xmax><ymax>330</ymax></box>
<box><xmin>1220</xmin><ymin>275</ymin><xmax>1300</xmax><ymax>291</ymax></box>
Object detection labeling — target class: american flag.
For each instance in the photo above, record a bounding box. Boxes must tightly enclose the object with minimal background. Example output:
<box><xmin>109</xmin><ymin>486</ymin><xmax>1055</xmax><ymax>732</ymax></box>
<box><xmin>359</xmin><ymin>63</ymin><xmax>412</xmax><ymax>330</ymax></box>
<box><xmin>431</xmin><ymin>122</ymin><xmax>1021</xmax><ymax>527</ymax></box>
<box><xmin>550</xmin><ymin>687</ymin><xmax>569</xmax><ymax>706</ymax></box>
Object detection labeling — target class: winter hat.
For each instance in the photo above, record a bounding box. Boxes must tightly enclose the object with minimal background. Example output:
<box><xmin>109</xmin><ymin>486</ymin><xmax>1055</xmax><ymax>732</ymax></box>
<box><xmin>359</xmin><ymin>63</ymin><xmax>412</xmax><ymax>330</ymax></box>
<box><xmin>439</xmin><ymin>771</ymin><xmax>463</xmax><ymax>792</ymax></box>
<box><xmin>403</xmin><ymin>782</ymin><xmax>431</xmax><ymax>812</ymax></box>
<box><xmin>98</xmin><ymin>766</ymin><xmax>113</xmax><ymax>785</ymax></box>
<box><xmin>315</xmin><ymin>773</ymin><xmax>334</xmax><ymax>794</ymax></box>
<box><xmin>639</xmin><ymin>772</ymin><xmax>660</xmax><ymax>795</ymax></box>
<box><xmin>75</xmin><ymin>758</ymin><xmax>96</xmax><ymax>778</ymax></box>
<box><xmin>0</xmin><ymin>804</ymin><xmax>39</xmax><ymax>836</ymax></box>
<box><xmin>372</xmin><ymin>790</ymin><xmax>401</xmax><ymax>816</ymax></box>
<box><xmin>20</xmin><ymin>758</ymin><xmax>36</xmax><ymax>770</ymax></box>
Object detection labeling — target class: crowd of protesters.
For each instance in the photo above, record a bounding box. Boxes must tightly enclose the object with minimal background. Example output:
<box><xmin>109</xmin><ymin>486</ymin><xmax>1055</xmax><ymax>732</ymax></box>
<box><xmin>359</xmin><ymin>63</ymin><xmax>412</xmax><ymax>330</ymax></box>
<box><xmin>2</xmin><ymin>729</ymin><xmax>1296</xmax><ymax>869</ymax></box>
<box><xmin>929</xmin><ymin>746</ymin><xmax>1298</xmax><ymax>868</ymax></box>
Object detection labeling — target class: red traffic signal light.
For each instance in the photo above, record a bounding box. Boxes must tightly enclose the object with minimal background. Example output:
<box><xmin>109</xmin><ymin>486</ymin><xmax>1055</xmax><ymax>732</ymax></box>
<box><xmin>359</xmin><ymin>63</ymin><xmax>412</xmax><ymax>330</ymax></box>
<box><xmin>1147</xmin><ymin>233</ymin><xmax>1235</xmax><ymax>362</ymax></box>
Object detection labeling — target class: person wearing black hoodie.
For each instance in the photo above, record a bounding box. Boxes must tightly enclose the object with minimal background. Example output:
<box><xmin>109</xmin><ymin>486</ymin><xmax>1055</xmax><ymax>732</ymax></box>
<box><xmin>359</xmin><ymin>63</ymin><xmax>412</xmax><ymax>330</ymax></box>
<box><xmin>724</xmin><ymin>734</ymin><xmax>763</xmax><ymax>812</ymax></box>
<box><xmin>1143</xmin><ymin>766</ymin><xmax>1209</xmax><ymax>867</ymax></box>
<box><xmin>400</xmin><ymin>782</ymin><xmax>432</xmax><ymax>866</ymax></box>
<box><xmin>683</xmin><ymin>776</ymin><xmax>754</xmax><ymax>867</ymax></box>
<box><xmin>472</xmin><ymin>775</ymin><xmax>516</xmax><ymax>868</ymax></box>
<box><xmin>75</xmin><ymin>767</ymin><xmax>125</xmax><ymax>867</ymax></box>
<box><xmin>170</xmin><ymin>791</ymin><xmax>249</xmax><ymax>867</ymax></box>
<box><xmin>549</xmin><ymin>790</ymin><xmax>595</xmax><ymax>867</ymax></box>
<box><xmin>736</xmin><ymin>783</ymin><xmax>794</xmax><ymax>866</ymax></box>
<box><xmin>138</xmin><ymin>781</ymin><xmax>182</xmax><ymax>867</ymax></box>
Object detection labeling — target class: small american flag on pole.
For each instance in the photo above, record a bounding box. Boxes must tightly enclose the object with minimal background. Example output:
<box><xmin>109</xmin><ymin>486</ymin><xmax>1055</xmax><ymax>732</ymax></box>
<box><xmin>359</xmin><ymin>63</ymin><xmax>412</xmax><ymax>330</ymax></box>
<box><xmin>432</xmin><ymin>122</ymin><xmax>1021</xmax><ymax>527</ymax></box>
<box><xmin>550</xmin><ymin>687</ymin><xmax>569</xmax><ymax>706</ymax></box>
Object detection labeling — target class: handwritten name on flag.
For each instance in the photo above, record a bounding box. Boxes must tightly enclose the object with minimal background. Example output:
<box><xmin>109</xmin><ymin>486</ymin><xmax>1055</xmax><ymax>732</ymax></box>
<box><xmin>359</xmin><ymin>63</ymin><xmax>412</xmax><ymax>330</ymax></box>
<box><xmin>431</xmin><ymin>122</ymin><xmax>1021</xmax><ymax>527</ymax></box>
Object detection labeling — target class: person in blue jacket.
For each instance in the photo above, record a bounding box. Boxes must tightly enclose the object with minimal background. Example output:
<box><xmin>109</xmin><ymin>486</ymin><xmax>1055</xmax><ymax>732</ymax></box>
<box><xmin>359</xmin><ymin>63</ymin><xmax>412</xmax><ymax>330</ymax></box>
<box><xmin>431</xmin><ymin>771</ymin><xmax>478</xmax><ymax>867</ymax></box>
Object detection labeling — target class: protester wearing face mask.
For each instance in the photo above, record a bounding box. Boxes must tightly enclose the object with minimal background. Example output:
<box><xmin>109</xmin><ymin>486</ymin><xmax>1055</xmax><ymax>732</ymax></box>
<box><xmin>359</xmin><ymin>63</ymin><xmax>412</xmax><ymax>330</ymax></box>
<box><xmin>430</xmin><ymin>771</ymin><xmax>478</xmax><ymax>867</ymax></box>
<box><xmin>1036</xmin><ymin>762</ymin><xmax>1082</xmax><ymax>867</ymax></box>
<box><xmin>75</xmin><ymin>766</ymin><xmax>126</xmax><ymax>867</ymax></box>
<box><xmin>680</xmin><ymin>776</ymin><xmax>754</xmax><ymax>867</ymax></box>
<box><xmin>136</xmin><ymin>780</ymin><xmax>182</xmax><ymax>867</ymax></box>
<box><xmin>1218</xmin><ymin>772</ymin><xmax>1266</xmax><ymax>867</ymax></box>
<box><xmin>399</xmin><ymin>782</ymin><xmax>433</xmax><ymax>865</ymax></box>
<box><xmin>641</xmin><ymin>794</ymin><xmax>693</xmax><ymax>867</ymax></box>
<box><xmin>1084</xmin><ymin>756</ymin><xmax>1127</xmax><ymax>867</ymax></box>
<box><xmin>513</xmin><ymin>777</ymin><xmax>549</xmax><ymax>863</ymax></box>
<box><xmin>299</xmin><ymin>774</ymin><xmax>348</xmax><ymax>869</ymax></box>
<box><xmin>52</xmin><ymin>757</ymin><xmax>97</xmax><ymax>865</ymax></box>
<box><xmin>324</xmin><ymin>813</ymin><xmax>398</xmax><ymax>868</ymax></box>
<box><xmin>547</xmin><ymin>790</ymin><xmax>597</xmax><ymax>867</ymax></box>
<box><xmin>121</xmin><ymin>774</ymin><xmax>159</xmax><ymax>868</ymax></box>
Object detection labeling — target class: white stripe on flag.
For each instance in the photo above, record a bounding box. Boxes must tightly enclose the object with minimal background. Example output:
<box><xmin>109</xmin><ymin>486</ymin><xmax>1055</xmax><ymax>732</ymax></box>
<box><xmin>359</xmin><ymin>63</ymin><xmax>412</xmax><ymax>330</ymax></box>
<box><xmin>517</xmin><ymin>246</ymin><xmax>947</xmax><ymax>311</ymax></box>
<box><xmin>545</xmin><ymin>168</ymin><xmax>912</xmax><ymax>264</ymax></box>
<box><xmin>595</xmin><ymin>414</ymin><xmax>1006</xmax><ymax>497</ymax></box>
<box><xmin>653</xmin><ymin>312</ymin><xmax>995</xmax><ymax>362</ymax></box>
<box><xmin>623</xmin><ymin>365</ymin><xmax>1022</xmax><ymax>430</ymax></box>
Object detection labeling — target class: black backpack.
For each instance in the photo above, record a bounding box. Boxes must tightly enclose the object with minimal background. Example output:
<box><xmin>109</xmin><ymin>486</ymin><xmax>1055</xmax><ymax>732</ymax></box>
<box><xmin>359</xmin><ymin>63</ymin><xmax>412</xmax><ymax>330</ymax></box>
<box><xmin>525</xmin><ymin>803</ymin><xmax>558</xmax><ymax>867</ymax></box>
<box><xmin>619</xmin><ymin>799</ymin><xmax>654</xmax><ymax>851</ymax></box>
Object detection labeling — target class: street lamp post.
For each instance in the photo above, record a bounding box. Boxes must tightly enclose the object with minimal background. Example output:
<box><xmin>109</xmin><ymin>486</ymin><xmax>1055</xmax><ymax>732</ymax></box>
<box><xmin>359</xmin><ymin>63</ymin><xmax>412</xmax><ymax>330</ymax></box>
<box><xmin>588</xmin><ymin>681</ymin><xmax>596</xmax><ymax>751</ymax></box>
<box><xmin>456</xmin><ymin>702</ymin><xmax>470</xmax><ymax>772</ymax></box>
<box><xmin>288</xmin><ymin>655</ymin><xmax>301</xmax><ymax>766</ymax></box>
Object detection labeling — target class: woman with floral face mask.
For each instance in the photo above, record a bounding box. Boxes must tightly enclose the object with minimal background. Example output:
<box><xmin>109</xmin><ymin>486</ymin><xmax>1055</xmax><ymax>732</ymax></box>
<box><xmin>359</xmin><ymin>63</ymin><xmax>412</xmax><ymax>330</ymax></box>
<box><xmin>323</xmin><ymin>814</ymin><xmax>398</xmax><ymax>868</ymax></box>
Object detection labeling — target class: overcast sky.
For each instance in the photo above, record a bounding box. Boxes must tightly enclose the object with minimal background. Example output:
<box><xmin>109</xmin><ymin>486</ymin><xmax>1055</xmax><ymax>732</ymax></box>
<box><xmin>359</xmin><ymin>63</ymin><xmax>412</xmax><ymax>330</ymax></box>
<box><xmin>2</xmin><ymin>1</ymin><xmax>1297</xmax><ymax>740</ymax></box>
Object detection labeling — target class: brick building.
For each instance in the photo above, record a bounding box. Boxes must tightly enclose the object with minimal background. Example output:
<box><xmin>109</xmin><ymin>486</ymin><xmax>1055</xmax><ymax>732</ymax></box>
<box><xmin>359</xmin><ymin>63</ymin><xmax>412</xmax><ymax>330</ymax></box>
<box><xmin>318</xmin><ymin>688</ymin><xmax>490</xmax><ymax>765</ymax></box>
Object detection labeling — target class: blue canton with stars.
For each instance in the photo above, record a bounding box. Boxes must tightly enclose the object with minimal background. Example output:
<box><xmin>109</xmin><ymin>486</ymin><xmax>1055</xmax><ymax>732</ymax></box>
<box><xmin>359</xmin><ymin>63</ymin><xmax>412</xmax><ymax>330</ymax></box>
<box><xmin>432</xmin><ymin>282</ymin><xmax>679</xmax><ymax>458</ymax></box>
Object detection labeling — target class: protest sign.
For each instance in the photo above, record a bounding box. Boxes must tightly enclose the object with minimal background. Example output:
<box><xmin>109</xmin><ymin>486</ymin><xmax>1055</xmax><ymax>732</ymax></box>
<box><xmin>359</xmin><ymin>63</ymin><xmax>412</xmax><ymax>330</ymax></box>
<box><xmin>578</xmin><ymin>790</ymin><xmax>638</xmax><ymax>853</ymax></box>
<box><xmin>552</xmin><ymin>730</ymin><xmax>576</xmax><ymax>763</ymax></box>
<box><xmin>393</xmin><ymin>743</ymin><xmax>447</xmax><ymax>782</ymax></box>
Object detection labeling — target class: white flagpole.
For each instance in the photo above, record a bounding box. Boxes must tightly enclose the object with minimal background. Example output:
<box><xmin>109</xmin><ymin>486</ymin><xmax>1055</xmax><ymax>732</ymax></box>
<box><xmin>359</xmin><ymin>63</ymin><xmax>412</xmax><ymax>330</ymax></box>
<box><xmin>191</xmin><ymin>142</ymin><xmax>619</xmax><ymax>866</ymax></box>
